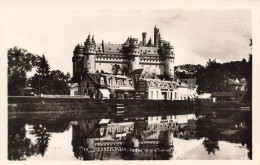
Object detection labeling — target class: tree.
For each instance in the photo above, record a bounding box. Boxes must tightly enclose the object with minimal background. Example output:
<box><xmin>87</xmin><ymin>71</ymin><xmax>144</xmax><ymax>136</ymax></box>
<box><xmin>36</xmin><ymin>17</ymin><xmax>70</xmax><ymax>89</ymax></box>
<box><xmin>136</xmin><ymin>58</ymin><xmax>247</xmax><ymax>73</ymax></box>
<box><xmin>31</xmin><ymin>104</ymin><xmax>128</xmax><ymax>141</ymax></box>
<box><xmin>35</xmin><ymin>55</ymin><xmax>50</xmax><ymax>94</ymax></box>
<box><xmin>37</xmin><ymin>55</ymin><xmax>50</xmax><ymax>77</ymax></box>
<box><xmin>196</xmin><ymin>58</ymin><xmax>252</xmax><ymax>96</ymax></box>
<box><xmin>30</xmin><ymin>70</ymin><xmax>70</xmax><ymax>95</ymax></box>
<box><xmin>8</xmin><ymin>47</ymin><xmax>40</xmax><ymax>95</ymax></box>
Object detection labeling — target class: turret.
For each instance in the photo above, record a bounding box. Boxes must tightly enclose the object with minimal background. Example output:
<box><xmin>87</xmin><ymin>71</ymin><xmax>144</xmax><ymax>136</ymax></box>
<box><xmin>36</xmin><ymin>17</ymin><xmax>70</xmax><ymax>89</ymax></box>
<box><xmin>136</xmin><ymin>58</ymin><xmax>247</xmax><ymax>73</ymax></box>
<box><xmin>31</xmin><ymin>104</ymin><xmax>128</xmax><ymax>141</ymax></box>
<box><xmin>128</xmin><ymin>38</ymin><xmax>140</xmax><ymax>73</ymax></box>
<box><xmin>163</xmin><ymin>42</ymin><xmax>175</xmax><ymax>76</ymax></box>
<box><xmin>72</xmin><ymin>44</ymin><xmax>84</xmax><ymax>77</ymax></box>
<box><xmin>83</xmin><ymin>33</ymin><xmax>96</xmax><ymax>73</ymax></box>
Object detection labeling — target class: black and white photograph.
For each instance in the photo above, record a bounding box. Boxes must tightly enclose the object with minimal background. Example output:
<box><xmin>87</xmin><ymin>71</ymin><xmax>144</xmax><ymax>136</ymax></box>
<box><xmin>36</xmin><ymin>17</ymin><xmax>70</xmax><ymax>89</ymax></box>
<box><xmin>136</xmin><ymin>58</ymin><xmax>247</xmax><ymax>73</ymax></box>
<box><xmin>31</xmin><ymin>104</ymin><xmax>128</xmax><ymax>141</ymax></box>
<box><xmin>0</xmin><ymin>0</ymin><xmax>259</xmax><ymax>163</ymax></box>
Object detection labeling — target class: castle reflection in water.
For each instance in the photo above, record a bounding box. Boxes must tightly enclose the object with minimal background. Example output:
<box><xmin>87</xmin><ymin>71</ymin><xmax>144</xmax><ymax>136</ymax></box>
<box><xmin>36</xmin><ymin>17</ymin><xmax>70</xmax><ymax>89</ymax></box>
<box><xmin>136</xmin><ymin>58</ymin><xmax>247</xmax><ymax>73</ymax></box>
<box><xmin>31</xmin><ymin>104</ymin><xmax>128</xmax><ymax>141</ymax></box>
<box><xmin>71</xmin><ymin>113</ymin><xmax>196</xmax><ymax>160</ymax></box>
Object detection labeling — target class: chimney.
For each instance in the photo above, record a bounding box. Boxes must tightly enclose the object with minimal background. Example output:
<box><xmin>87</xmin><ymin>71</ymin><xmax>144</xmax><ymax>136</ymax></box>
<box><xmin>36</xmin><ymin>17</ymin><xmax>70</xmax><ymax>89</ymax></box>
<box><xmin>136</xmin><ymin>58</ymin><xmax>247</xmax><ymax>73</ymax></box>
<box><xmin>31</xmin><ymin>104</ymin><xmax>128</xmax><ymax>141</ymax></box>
<box><xmin>102</xmin><ymin>40</ymin><xmax>105</xmax><ymax>52</ymax></box>
<box><xmin>154</xmin><ymin>26</ymin><xmax>159</xmax><ymax>47</ymax></box>
<box><xmin>142</xmin><ymin>32</ymin><xmax>147</xmax><ymax>46</ymax></box>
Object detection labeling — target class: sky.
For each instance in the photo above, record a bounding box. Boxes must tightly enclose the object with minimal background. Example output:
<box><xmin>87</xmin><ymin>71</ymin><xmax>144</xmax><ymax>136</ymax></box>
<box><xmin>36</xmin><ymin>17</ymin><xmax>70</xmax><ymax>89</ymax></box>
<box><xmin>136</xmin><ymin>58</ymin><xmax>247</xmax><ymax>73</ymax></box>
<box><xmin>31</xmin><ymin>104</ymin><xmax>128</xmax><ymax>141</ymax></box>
<box><xmin>1</xmin><ymin>3</ymin><xmax>252</xmax><ymax>76</ymax></box>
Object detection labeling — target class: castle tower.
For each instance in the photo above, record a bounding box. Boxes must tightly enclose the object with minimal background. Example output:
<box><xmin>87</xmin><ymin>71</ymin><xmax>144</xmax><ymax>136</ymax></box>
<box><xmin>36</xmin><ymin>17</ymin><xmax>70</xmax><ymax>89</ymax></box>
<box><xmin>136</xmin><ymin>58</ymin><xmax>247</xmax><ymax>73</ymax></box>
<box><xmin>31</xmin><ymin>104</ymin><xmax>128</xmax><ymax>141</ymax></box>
<box><xmin>154</xmin><ymin>26</ymin><xmax>160</xmax><ymax>47</ymax></box>
<box><xmin>142</xmin><ymin>32</ymin><xmax>147</xmax><ymax>46</ymax></box>
<box><xmin>83</xmin><ymin>33</ymin><xmax>96</xmax><ymax>73</ymax></box>
<box><xmin>128</xmin><ymin>38</ymin><xmax>140</xmax><ymax>73</ymax></box>
<box><xmin>72</xmin><ymin>44</ymin><xmax>84</xmax><ymax>77</ymax></box>
<box><xmin>164</xmin><ymin>42</ymin><xmax>175</xmax><ymax>76</ymax></box>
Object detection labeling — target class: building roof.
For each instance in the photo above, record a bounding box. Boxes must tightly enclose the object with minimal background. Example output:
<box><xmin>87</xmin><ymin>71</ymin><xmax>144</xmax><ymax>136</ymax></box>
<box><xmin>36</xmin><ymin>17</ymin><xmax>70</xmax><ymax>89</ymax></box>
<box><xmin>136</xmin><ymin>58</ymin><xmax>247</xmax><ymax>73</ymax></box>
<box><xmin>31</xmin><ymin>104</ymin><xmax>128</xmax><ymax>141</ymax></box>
<box><xmin>198</xmin><ymin>93</ymin><xmax>211</xmax><ymax>99</ymax></box>
<box><xmin>240</xmin><ymin>78</ymin><xmax>248</xmax><ymax>85</ymax></box>
<box><xmin>131</xmin><ymin>68</ymin><xmax>144</xmax><ymax>75</ymax></box>
<box><xmin>88</xmin><ymin>73</ymin><xmax>101</xmax><ymax>85</ymax></box>
<box><xmin>177</xmin><ymin>81</ymin><xmax>189</xmax><ymax>88</ymax></box>
<box><xmin>228</xmin><ymin>78</ymin><xmax>242</xmax><ymax>85</ymax></box>
<box><xmin>69</xmin><ymin>83</ymin><xmax>78</xmax><ymax>88</ymax></box>
<box><xmin>211</xmin><ymin>92</ymin><xmax>236</xmax><ymax>97</ymax></box>
<box><xmin>101</xmin><ymin>73</ymin><xmax>130</xmax><ymax>79</ymax></box>
<box><xmin>181</xmin><ymin>78</ymin><xmax>197</xmax><ymax>88</ymax></box>
<box><xmin>99</xmin><ymin>119</ymin><xmax>110</xmax><ymax>125</ymax></box>
<box><xmin>104</xmin><ymin>43</ymin><xmax>122</xmax><ymax>52</ymax></box>
<box><xmin>95</xmin><ymin>42</ymin><xmax>161</xmax><ymax>55</ymax></box>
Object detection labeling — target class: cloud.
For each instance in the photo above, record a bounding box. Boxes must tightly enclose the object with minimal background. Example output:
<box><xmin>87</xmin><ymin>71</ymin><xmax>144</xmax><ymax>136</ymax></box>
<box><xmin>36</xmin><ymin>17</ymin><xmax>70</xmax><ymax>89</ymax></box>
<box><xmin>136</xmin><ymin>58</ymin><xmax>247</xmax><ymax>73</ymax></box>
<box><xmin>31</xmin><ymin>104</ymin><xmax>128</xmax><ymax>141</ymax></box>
<box><xmin>2</xmin><ymin>8</ymin><xmax>251</xmax><ymax>74</ymax></box>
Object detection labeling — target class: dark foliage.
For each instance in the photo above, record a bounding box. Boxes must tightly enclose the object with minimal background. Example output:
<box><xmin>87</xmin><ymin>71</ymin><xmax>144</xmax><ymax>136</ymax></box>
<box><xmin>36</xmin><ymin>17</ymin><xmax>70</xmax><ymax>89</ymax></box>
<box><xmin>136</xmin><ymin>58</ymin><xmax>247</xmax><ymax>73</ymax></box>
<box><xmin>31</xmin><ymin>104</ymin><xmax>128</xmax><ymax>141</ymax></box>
<box><xmin>30</xmin><ymin>70</ymin><xmax>70</xmax><ymax>95</ymax></box>
<box><xmin>8</xmin><ymin>47</ymin><xmax>40</xmax><ymax>95</ymax></box>
<box><xmin>8</xmin><ymin>47</ymin><xmax>70</xmax><ymax>96</ymax></box>
<box><xmin>8</xmin><ymin>123</ymin><xmax>38</xmax><ymax>160</ymax></box>
<box><xmin>196</xmin><ymin>58</ymin><xmax>252</xmax><ymax>102</ymax></box>
<box><xmin>36</xmin><ymin>55</ymin><xmax>50</xmax><ymax>77</ymax></box>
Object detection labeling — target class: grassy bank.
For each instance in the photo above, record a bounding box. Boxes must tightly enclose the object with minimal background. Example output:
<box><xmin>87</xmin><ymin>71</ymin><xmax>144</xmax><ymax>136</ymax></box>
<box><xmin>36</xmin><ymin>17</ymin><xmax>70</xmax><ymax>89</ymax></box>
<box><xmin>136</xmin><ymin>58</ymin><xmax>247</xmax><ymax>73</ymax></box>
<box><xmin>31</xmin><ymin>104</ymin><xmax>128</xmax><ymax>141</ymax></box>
<box><xmin>8</xmin><ymin>96</ymin><xmax>194</xmax><ymax>114</ymax></box>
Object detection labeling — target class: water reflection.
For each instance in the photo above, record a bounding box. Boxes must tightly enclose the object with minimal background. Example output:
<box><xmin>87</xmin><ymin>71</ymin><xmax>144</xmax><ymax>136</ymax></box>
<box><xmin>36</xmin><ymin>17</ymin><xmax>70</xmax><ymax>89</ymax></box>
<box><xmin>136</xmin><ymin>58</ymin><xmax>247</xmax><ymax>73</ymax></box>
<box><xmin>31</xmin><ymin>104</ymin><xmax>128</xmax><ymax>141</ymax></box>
<box><xmin>70</xmin><ymin>114</ymin><xmax>197</xmax><ymax>160</ymax></box>
<box><xmin>8</xmin><ymin>111</ymin><xmax>252</xmax><ymax>160</ymax></box>
<box><xmin>30</xmin><ymin>124</ymin><xmax>51</xmax><ymax>156</ymax></box>
<box><xmin>8</xmin><ymin>123</ymin><xmax>38</xmax><ymax>160</ymax></box>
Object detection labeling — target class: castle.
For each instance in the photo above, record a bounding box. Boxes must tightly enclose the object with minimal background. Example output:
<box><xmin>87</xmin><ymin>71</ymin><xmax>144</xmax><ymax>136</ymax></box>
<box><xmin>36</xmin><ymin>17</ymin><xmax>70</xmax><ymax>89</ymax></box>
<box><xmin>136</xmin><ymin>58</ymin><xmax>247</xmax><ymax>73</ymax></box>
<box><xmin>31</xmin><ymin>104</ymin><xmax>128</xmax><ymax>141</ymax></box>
<box><xmin>72</xmin><ymin>26</ymin><xmax>175</xmax><ymax>78</ymax></box>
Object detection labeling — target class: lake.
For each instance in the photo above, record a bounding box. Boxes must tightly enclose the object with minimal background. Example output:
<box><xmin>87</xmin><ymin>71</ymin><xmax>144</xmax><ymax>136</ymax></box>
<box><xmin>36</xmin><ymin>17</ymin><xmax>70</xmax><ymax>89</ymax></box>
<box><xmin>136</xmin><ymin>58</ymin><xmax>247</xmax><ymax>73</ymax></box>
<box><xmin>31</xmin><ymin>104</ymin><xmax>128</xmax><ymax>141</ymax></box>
<box><xmin>8</xmin><ymin>110</ymin><xmax>251</xmax><ymax>160</ymax></box>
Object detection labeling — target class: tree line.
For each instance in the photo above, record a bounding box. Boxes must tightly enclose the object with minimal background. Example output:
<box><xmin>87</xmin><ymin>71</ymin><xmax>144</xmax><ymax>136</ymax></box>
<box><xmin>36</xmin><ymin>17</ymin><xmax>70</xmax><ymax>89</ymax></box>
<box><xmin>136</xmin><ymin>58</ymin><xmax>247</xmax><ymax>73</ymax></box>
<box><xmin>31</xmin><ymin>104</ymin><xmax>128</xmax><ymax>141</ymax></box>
<box><xmin>8</xmin><ymin>47</ymin><xmax>71</xmax><ymax>96</ymax></box>
<box><xmin>195</xmin><ymin>58</ymin><xmax>252</xmax><ymax>101</ymax></box>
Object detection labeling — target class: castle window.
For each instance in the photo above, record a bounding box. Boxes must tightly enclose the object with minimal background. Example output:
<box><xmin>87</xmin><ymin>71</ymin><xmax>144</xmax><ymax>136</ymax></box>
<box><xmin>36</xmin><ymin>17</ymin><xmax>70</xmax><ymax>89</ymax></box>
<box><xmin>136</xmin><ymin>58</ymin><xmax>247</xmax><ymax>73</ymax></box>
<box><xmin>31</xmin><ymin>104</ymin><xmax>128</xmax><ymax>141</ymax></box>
<box><xmin>109</xmin><ymin>48</ymin><xmax>111</xmax><ymax>50</ymax></box>
<box><xmin>170</xmin><ymin>69</ymin><xmax>172</xmax><ymax>71</ymax></box>
<box><xmin>154</xmin><ymin>50</ymin><xmax>156</xmax><ymax>53</ymax></box>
